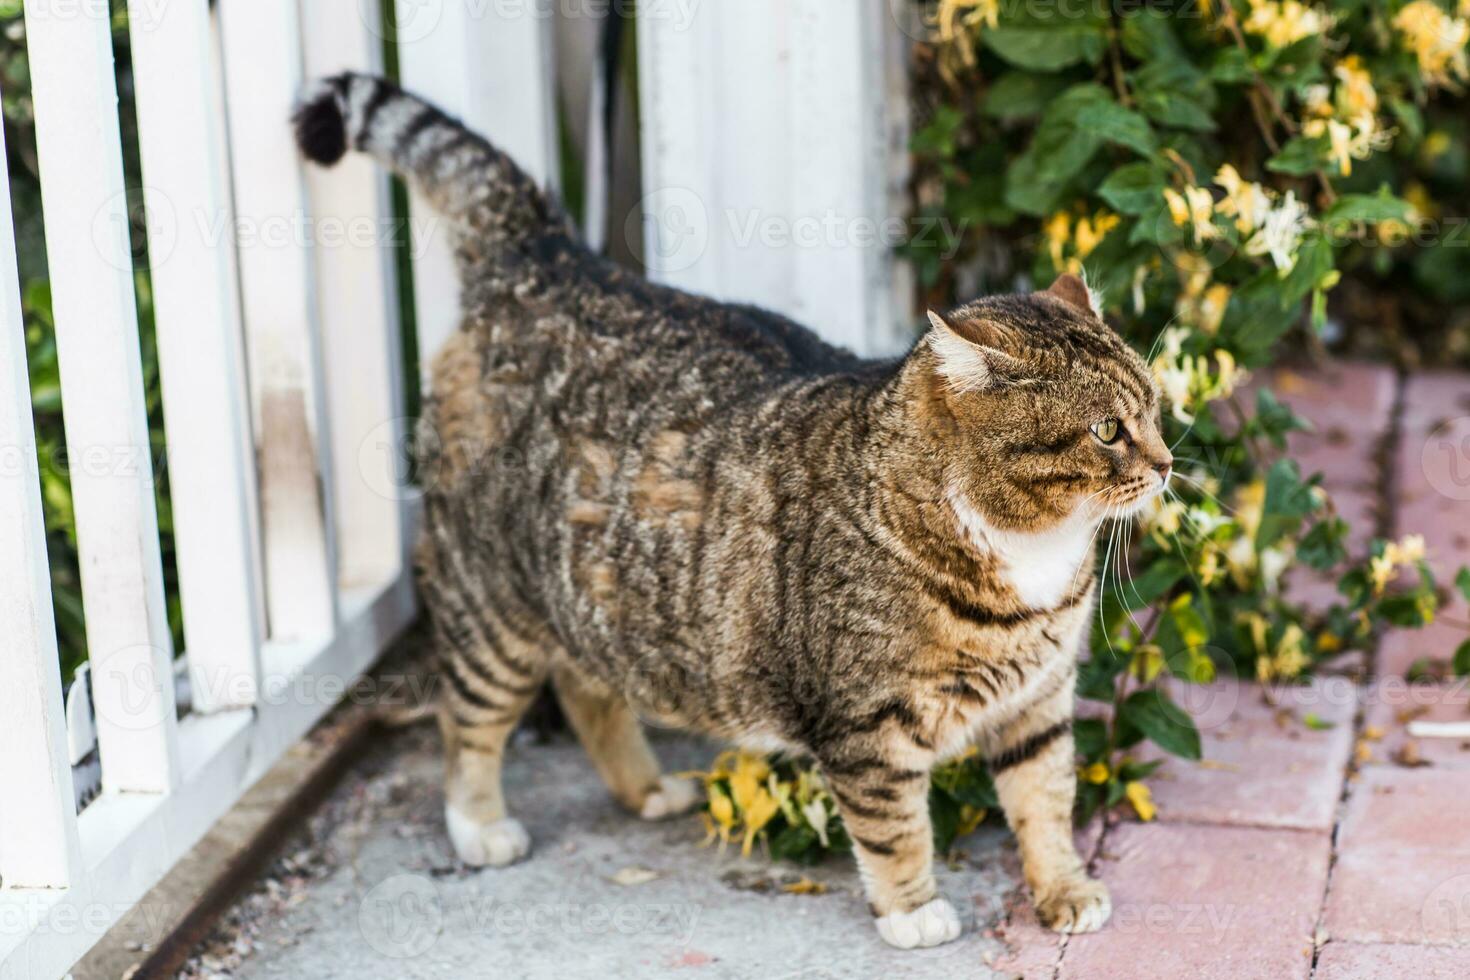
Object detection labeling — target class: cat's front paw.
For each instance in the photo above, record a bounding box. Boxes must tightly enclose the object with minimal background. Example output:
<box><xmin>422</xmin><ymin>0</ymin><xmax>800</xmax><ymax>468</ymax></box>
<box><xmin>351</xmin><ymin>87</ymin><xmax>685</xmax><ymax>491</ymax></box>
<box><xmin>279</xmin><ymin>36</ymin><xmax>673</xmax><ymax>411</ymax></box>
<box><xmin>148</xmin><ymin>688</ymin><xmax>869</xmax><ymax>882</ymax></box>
<box><xmin>1035</xmin><ymin>876</ymin><xmax>1111</xmax><ymax>934</ymax></box>
<box><xmin>874</xmin><ymin>897</ymin><xmax>963</xmax><ymax>950</ymax></box>
<box><xmin>638</xmin><ymin>775</ymin><xmax>700</xmax><ymax>820</ymax></box>
<box><xmin>445</xmin><ymin>807</ymin><xmax>531</xmax><ymax>867</ymax></box>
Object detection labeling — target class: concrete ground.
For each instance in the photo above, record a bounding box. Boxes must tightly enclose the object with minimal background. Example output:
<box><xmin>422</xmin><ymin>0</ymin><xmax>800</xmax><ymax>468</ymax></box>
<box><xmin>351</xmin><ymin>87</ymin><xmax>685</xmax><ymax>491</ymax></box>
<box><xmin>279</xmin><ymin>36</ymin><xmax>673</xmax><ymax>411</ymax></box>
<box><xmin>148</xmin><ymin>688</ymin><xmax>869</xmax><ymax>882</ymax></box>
<box><xmin>174</xmin><ymin>726</ymin><xmax>1024</xmax><ymax>980</ymax></box>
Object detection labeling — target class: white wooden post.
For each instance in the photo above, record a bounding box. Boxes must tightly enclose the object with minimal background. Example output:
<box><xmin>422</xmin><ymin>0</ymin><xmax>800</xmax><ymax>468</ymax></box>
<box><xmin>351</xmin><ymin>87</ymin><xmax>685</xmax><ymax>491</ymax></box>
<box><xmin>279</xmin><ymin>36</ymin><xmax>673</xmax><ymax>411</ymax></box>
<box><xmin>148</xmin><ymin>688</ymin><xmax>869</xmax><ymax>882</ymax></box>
<box><xmin>25</xmin><ymin>2</ymin><xmax>181</xmax><ymax>795</ymax></box>
<box><xmin>394</xmin><ymin>0</ymin><xmax>559</xmax><ymax>386</ymax></box>
<box><xmin>302</xmin><ymin>0</ymin><xmax>409</xmax><ymax>589</ymax></box>
<box><xmin>218</xmin><ymin>0</ymin><xmax>340</xmax><ymax>640</ymax></box>
<box><xmin>637</xmin><ymin>0</ymin><xmax>913</xmax><ymax>356</ymax></box>
<box><xmin>0</xmin><ymin>82</ymin><xmax>82</xmax><ymax>888</ymax></box>
<box><xmin>127</xmin><ymin>0</ymin><xmax>265</xmax><ymax>713</ymax></box>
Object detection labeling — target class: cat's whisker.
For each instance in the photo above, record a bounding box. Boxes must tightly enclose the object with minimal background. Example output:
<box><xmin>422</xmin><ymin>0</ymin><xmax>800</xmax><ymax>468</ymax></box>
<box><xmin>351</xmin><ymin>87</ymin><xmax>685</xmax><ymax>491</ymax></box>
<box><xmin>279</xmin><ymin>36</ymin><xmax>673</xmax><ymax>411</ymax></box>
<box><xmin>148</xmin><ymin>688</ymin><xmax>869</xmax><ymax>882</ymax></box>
<box><xmin>1171</xmin><ymin>470</ymin><xmax>1238</xmax><ymax>516</ymax></box>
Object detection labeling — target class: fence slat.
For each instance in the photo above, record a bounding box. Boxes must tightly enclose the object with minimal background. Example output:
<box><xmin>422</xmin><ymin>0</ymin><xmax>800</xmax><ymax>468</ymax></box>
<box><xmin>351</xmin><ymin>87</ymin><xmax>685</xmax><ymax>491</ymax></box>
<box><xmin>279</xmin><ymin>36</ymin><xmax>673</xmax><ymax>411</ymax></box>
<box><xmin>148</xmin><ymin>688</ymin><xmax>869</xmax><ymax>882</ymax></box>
<box><xmin>218</xmin><ymin>0</ymin><xmax>339</xmax><ymax>639</ymax></box>
<box><xmin>0</xmin><ymin>79</ymin><xmax>81</xmax><ymax>889</ymax></box>
<box><xmin>636</xmin><ymin>0</ymin><xmax>913</xmax><ymax>356</ymax></box>
<box><xmin>301</xmin><ymin>0</ymin><xmax>410</xmax><ymax>588</ymax></box>
<box><xmin>394</xmin><ymin>0</ymin><xmax>559</xmax><ymax>386</ymax></box>
<box><xmin>127</xmin><ymin>0</ymin><xmax>265</xmax><ymax>713</ymax></box>
<box><xmin>25</xmin><ymin>1</ymin><xmax>180</xmax><ymax>795</ymax></box>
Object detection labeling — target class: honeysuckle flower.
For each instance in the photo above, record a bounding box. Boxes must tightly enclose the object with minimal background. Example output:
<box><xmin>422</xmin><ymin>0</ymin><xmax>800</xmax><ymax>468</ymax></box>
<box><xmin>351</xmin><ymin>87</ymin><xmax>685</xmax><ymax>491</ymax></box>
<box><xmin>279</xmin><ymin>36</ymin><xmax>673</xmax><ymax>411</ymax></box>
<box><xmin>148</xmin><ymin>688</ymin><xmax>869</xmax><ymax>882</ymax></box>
<box><xmin>800</xmin><ymin>798</ymin><xmax>830</xmax><ymax>848</ymax></box>
<box><xmin>1152</xmin><ymin>329</ymin><xmax>1247</xmax><ymax>424</ymax></box>
<box><xmin>1244</xmin><ymin>0</ymin><xmax>1335</xmax><ymax>48</ymax></box>
<box><xmin>1369</xmin><ymin>553</ymin><xmax>1396</xmax><ymax>595</ymax></box>
<box><xmin>1164</xmin><ymin>186</ymin><xmax>1218</xmax><ymax>242</ymax></box>
<box><xmin>1213</xmin><ymin>165</ymin><xmax>1273</xmax><ymax>235</ymax></box>
<box><xmin>1074</xmin><ymin>211</ymin><xmax>1120</xmax><ymax>258</ymax></box>
<box><xmin>1394</xmin><ymin>0</ymin><xmax>1470</xmax><ymax>87</ymax></box>
<box><xmin>1334</xmin><ymin>56</ymin><xmax>1378</xmax><ymax>117</ymax></box>
<box><xmin>1244</xmin><ymin>191</ymin><xmax>1311</xmax><ymax>272</ymax></box>
<box><xmin>1125</xmin><ymin>780</ymin><xmax>1157</xmax><ymax>821</ymax></box>
<box><xmin>1044</xmin><ymin>212</ymin><xmax>1071</xmax><ymax>269</ymax></box>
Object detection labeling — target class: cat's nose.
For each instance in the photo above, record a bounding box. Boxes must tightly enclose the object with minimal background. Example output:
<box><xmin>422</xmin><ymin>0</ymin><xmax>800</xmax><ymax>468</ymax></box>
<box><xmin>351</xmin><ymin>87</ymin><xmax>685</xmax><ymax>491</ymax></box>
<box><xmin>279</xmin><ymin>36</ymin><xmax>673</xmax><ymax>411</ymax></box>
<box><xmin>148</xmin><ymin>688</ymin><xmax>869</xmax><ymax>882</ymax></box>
<box><xmin>1153</xmin><ymin>459</ymin><xmax>1172</xmax><ymax>480</ymax></box>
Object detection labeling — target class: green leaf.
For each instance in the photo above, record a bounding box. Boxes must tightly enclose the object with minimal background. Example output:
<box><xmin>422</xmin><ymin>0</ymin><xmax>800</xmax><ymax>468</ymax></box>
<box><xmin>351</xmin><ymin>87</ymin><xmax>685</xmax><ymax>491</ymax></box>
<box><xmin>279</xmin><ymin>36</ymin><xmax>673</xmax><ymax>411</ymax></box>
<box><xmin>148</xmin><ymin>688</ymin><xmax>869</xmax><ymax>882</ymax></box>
<box><xmin>1004</xmin><ymin>85</ymin><xmax>1113</xmax><ymax>215</ymax></box>
<box><xmin>1276</xmin><ymin>233</ymin><xmax>1335</xmax><ymax>309</ymax></box>
<box><xmin>1208</xmin><ymin>47</ymin><xmax>1253</xmax><ymax>83</ymax></box>
<box><xmin>1453</xmin><ymin>639</ymin><xmax>1470</xmax><ymax>678</ymax></box>
<box><xmin>1120</xmin><ymin>688</ymin><xmax>1202</xmax><ymax>760</ymax></box>
<box><xmin>1121</xmin><ymin>557</ymin><xmax>1188</xmax><ymax>611</ymax></box>
<box><xmin>1097</xmin><ymin>163</ymin><xmax>1166</xmax><ymax>216</ymax></box>
<box><xmin>1456</xmin><ymin>567</ymin><xmax>1470</xmax><ymax>604</ymax></box>
<box><xmin>1302</xmin><ymin>713</ymin><xmax>1335</xmax><ymax>731</ymax></box>
<box><xmin>1137</xmin><ymin>87</ymin><xmax>1217</xmax><ymax>132</ymax></box>
<box><xmin>1299</xmin><ymin>518</ymin><xmax>1349</xmax><ymax>572</ymax></box>
<box><xmin>983</xmin><ymin>72</ymin><xmax>1073</xmax><ymax>121</ymax></box>
<box><xmin>1321</xmin><ymin>191</ymin><xmax>1412</xmax><ymax>228</ymax></box>
<box><xmin>1258</xmin><ymin>458</ymin><xmax>1317</xmax><ymax>549</ymax></box>
<box><xmin>1252</xmin><ymin>387</ymin><xmax>1313</xmax><ymax>449</ymax></box>
<box><xmin>1073</xmin><ymin>718</ymin><xmax>1109</xmax><ymax>758</ymax></box>
<box><xmin>982</xmin><ymin>23</ymin><xmax>1107</xmax><ymax>72</ymax></box>
<box><xmin>1266</xmin><ymin>136</ymin><xmax>1328</xmax><ymax>176</ymax></box>
<box><xmin>1073</xmin><ymin>99</ymin><xmax>1158</xmax><ymax>157</ymax></box>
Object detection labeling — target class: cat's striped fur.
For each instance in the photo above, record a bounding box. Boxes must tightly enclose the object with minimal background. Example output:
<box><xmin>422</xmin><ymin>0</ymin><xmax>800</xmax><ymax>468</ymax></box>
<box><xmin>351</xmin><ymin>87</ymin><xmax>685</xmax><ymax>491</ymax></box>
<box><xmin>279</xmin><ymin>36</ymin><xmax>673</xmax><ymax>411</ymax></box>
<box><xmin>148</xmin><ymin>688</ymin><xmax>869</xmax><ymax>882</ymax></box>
<box><xmin>295</xmin><ymin>73</ymin><xmax>1172</xmax><ymax>949</ymax></box>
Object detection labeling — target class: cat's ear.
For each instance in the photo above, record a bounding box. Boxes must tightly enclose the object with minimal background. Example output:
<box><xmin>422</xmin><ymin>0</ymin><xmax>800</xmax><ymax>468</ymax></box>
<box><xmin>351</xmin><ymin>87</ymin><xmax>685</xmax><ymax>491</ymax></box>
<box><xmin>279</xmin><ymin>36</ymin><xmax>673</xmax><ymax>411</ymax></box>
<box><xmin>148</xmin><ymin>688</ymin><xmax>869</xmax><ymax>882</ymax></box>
<box><xmin>1045</xmin><ymin>273</ymin><xmax>1102</xmax><ymax>318</ymax></box>
<box><xmin>926</xmin><ymin>310</ymin><xmax>1022</xmax><ymax>392</ymax></box>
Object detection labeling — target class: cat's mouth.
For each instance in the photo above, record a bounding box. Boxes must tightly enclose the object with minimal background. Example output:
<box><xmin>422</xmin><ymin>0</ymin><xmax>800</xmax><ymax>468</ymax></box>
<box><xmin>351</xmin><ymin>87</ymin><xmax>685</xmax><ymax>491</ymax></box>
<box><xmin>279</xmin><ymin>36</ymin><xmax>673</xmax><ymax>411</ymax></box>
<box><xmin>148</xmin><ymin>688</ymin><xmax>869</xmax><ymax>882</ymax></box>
<box><xmin>1098</xmin><ymin>473</ymin><xmax>1168</xmax><ymax>514</ymax></box>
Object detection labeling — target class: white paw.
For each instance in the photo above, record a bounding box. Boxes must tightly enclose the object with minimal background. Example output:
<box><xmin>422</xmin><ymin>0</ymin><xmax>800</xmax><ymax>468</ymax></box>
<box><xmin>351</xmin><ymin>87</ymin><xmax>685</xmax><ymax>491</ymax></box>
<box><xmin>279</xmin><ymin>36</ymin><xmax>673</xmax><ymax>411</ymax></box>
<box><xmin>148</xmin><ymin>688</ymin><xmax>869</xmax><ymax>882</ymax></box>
<box><xmin>639</xmin><ymin>775</ymin><xmax>701</xmax><ymax>820</ymax></box>
<box><xmin>875</xmin><ymin>897</ymin><xmax>963</xmax><ymax>950</ymax></box>
<box><xmin>445</xmin><ymin>807</ymin><xmax>530</xmax><ymax>867</ymax></box>
<box><xmin>1037</xmin><ymin>877</ymin><xmax>1111</xmax><ymax>934</ymax></box>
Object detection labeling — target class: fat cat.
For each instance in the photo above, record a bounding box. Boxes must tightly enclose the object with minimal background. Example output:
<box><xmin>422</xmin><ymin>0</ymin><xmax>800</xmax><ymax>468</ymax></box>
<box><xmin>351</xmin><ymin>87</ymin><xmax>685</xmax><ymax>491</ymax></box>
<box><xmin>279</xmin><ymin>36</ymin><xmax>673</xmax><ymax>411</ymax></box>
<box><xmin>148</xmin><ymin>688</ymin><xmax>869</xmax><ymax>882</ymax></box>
<box><xmin>295</xmin><ymin>73</ymin><xmax>1171</xmax><ymax>950</ymax></box>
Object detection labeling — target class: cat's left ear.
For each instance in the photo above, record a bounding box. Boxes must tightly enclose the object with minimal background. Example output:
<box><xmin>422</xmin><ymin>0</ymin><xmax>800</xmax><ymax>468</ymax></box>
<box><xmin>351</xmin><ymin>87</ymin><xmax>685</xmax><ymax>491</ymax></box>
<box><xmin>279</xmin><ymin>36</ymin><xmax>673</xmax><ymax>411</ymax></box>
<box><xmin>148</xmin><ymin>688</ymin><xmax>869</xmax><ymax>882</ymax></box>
<box><xmin>1046</xmin><ymin>273</ymin><xmax>1102</xmax><ymax>319</ymax></box>
<box><xmin>926</xmin><ymin>310</ymin><xmax>1024</xmax><ymax>392</ymax></box>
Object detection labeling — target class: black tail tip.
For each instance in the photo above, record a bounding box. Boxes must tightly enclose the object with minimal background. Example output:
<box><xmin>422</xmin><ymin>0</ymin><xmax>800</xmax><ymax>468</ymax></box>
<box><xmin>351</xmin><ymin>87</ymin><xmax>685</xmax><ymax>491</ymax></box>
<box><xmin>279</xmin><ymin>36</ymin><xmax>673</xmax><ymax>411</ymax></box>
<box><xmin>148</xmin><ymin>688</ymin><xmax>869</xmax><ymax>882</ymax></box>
<box><xmin>293</xmin><ymin>86</ymin><xmax>347</xmax><ymax>166</ymax></box>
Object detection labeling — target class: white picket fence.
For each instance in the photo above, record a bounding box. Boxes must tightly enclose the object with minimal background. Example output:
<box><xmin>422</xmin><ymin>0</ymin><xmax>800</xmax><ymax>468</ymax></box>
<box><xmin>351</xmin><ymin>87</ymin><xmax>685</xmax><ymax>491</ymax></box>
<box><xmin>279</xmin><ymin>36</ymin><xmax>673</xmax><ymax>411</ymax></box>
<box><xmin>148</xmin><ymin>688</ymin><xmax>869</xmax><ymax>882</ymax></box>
<box><xmin>0</xmin><ymin>1</ymin><xmax>909</xmax><ymax>976</ymax></box>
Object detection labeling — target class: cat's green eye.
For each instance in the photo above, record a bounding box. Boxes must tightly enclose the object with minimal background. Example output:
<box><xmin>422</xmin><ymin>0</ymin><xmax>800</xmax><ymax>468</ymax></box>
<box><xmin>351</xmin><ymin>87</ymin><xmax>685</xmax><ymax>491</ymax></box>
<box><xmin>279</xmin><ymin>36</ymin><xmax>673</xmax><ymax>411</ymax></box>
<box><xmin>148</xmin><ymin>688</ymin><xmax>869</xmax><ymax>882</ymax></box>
<box><xmin>1091</xmin><ymin>418</ymin><xmax>1121</xmax><ymax>444</ymax></box>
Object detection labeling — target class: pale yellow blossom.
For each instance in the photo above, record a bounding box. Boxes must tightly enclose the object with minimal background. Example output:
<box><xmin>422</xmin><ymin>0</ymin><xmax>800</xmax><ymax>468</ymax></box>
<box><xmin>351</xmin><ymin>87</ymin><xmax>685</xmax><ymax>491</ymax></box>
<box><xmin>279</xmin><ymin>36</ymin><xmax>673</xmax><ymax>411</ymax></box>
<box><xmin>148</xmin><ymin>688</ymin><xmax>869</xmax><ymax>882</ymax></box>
<box><xmin>1164</xmin><ymin>186</ymin><xmax>1218</xmax><ymax>243</ymax></box>
<box><xmin>1395</xmin><ymin>0</ymin><xmax>1470</xmax><ymax>87</ymax></box>
<box><xmin>1244</xmin><ymin>0</ymin><xmax>1335</xmax><ymax>48</ymax></box>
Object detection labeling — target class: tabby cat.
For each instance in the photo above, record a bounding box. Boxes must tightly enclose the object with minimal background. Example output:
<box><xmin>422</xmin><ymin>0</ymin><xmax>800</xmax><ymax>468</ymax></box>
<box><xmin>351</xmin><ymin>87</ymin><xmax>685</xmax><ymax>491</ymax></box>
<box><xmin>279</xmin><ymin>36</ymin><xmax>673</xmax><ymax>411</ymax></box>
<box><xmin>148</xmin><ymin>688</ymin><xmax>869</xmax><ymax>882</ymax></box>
<box><xmin>296</xmin><ymin>74</ymin><xmax>1172</xmax><ymax>950</ymax></box>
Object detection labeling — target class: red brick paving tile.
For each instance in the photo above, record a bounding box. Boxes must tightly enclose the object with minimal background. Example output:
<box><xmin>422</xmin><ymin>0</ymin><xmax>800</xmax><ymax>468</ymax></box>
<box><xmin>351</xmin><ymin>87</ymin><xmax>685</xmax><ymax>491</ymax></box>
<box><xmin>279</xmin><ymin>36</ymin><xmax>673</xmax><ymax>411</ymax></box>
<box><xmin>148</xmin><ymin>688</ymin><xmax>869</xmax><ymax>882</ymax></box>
<box><xmin>1270</xmin><ymin>364</ymin><xmax>1398</xmax><ymax>437</ymax></box>
<box><xmin>1362</xmin><ymin>679</ymin><xmax>1470</xmax><ymax>771</ymax></box>
<box><xmin>1377</xmin><ymin>621</ymin><xmax>1470</xmax><ymax>685</ymax></box>
<box><xmin>1314</xmin><ymin>940</ymin><xmax>1470</xmax><ymax>979</ymax></box>
<box><xmin>1138</xmin><ymin>676</ymin><xmax>1357</xmax><ymax>832</ymax></box>
<box><xmin>992</xmin><ymin>824</ymin><xmax>1105</xmax><ymax>979</ymax></box>
<box><xmin>1323</xmin><ymin>768</ymin><xmax>1470</xmax><ymax>947</ymax></box>
<box><xmin>1059</xmin><ymin>823</ymin><xmax>1330</xmax><ymax>980</ymax></box>
<box><xmin>1394</xmin><ymin>372</ymin><xmax>1470</xmax><ymax>579</ymax></box>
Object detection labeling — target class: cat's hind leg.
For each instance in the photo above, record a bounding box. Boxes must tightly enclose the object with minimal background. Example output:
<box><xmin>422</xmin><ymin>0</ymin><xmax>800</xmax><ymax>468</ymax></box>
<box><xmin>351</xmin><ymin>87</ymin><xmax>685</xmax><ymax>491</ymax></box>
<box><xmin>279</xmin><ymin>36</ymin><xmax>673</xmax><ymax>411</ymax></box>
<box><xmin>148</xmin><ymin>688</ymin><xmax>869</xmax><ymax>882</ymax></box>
<box><xmin>551</xmin><ymin>665</ymin><xmax>698</xmax><ymax>820</ymax></box>
<box><xmin>427</xmin><ymin>588</ymin><xmax>551</xmax><ymax>868</ymax></box>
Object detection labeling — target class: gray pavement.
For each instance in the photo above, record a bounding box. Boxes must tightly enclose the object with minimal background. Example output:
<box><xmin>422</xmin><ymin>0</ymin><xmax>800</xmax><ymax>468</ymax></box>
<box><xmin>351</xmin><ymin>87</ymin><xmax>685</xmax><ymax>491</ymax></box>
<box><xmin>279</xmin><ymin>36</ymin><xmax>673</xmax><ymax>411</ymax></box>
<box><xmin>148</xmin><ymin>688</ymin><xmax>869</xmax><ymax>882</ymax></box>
<box><xmin>179</xmin><ymin>725</ymin><xmax>1021</xmax><ymax>979</ymax></box>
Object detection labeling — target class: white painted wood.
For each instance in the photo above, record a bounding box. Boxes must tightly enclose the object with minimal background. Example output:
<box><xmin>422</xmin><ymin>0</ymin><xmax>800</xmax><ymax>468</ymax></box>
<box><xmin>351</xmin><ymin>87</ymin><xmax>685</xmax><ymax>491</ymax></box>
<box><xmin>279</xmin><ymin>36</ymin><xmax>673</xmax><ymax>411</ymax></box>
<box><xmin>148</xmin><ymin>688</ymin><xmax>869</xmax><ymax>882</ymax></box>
<box><xmin>394</xmin><ymin>0</ymin><xmax>559</xmax><ymax>385</ymax></box>
<box><xmin>218</xmin><ymin>0</ymin><xmax>340</xmax><ymax>640</ymax></box>
<box><xmin>127</xmin><ymin>0</ymin><xmax>265</xmax><ymax>712</ymax></box>
<box><xmin>302</xmin><ymin>0</ymin><xmax>409</xmax><ymax>589</ymax></box>
<box><xmin>0</xmin><ymin>84</ymin><xmax>81</xmax><ymax>888</ymax></box>
<box><xmin>25</xmin><ymin>2</ymin><xmax>181</xmax><ymax>795</ymax></box>
<box><xmin>636</xmin><ymin>0</ymin><xmax>913</xmax><ymax>356</ymax></box>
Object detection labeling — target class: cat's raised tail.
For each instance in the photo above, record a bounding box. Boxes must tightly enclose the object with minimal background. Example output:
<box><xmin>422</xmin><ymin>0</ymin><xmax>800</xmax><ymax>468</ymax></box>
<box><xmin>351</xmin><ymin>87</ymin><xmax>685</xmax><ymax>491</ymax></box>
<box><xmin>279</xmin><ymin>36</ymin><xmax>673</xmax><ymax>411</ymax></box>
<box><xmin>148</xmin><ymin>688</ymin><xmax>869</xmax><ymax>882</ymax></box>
<box><xmin>293</xmin><ymin>72</ymin><xmax>566</xmax><ymax>250</ymax></box>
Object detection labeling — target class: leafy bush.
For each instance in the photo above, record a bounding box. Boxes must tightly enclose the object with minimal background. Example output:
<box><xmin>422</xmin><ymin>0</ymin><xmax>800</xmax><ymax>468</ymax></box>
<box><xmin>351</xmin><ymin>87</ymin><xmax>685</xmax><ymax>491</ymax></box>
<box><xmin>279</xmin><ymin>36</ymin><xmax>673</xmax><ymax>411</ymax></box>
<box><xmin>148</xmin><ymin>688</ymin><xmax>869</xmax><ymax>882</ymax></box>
<box><xmin>710</xmin><ymin>0</ymin><xmax>1470</xmax><ymax>861</ymax></box>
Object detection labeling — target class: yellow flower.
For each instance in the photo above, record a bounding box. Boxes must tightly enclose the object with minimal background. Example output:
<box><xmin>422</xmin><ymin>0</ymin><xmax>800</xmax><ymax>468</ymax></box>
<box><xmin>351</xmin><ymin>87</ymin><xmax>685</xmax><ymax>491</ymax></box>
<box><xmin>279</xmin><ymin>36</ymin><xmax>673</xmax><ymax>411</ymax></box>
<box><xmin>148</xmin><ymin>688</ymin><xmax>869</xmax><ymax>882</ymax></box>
<box><xmin>1334</xmin><ymin>56</ymin><xmax>1378</xmax><ymax>117</ymax></box>
<box><xmin>1244</xmin><ymin>0</ymin><xmax>1335</xmax><ymax>48</ymax></box>
<box><xmin>1164</xmin><ymin>186</ymin><xmax>1217</xmax><ymax>242</ymax></box>
<box><xmin>1385</xmin><ymin>533</ymin><xmax>1427</xmax><ymax>566</ymax></box>
<box><xmin>957</xmin><ymin>805</ymin><xmax>988</xmax><ymax>838</ymax></box>
<box><xmin>1083</xmin><ymin>762</ymin><xmax>1110</xmax><ymax>784</ymax></box>
<box><xmin>728</xmin><ymin>754</ymin><xmax>770</xmax><ymax>813</ymax></box>
<box><xmin>1369</xmin><ymin>553</ymin><xmax>1397</xmax><ymax>595</ymax></box>
<box><xmin>1403</xmin><ymin>182</ymin><xmax>1436</xmax><ymax>222</ymax></box>
<box><xmin>740</xmin><ymin>786</ymin><xmax>782</xmax><ymax>856</ymax></box>
<box><xmin>1213</xmin><ymin>165</ymin><xmax>1273</xmax><ymax>235</ymax></box>
<box><xmin>1044</xmin><ymin>212</ymin><xmax>1071</xmax><ymax>270</ymax></box>
<box><xmin>1125</xmin><ymin>781</ymin><xmax>1157</xmax><ymax>822</ymax></box>
<box><xmin>707</xmin><ymin>785</ymin><xmax>736</xmax><ymax>844</ymax></box>
<box><xmin>1200</xmin><ymin>283</ymin><xmax>1231</xmax><ymax>335</ymax></box>
<box><xmin>1395</xmin><ymin>0</ymin><xmax>1470</xmax><ymax>87</ymax></box>
<box><xmin>1074</xmin><ymin>211</ymin><xmax>1119</xmax><ymax>259</ymax></box>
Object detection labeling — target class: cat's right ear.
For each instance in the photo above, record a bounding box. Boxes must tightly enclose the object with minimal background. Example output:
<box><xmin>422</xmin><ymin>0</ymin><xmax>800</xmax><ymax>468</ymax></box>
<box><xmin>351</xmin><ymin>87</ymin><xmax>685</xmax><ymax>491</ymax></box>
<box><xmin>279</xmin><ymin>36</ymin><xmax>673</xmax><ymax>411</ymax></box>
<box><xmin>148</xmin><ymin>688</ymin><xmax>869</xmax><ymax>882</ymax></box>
<box><xmin>926</xmin><ymin>310</ymin><xmax>1019</xmax><ymax>392</ymax></box>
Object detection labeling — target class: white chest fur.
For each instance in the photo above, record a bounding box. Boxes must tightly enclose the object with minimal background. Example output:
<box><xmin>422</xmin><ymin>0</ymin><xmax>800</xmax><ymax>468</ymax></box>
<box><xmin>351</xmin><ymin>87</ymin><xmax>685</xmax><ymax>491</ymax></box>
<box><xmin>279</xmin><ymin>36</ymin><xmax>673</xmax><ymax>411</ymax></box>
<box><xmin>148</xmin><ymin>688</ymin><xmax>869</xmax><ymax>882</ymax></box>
<box><xmin>949</xmin><ymin>490</ymin><xmax>1098</xmax><ymax>609</ymax></box>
